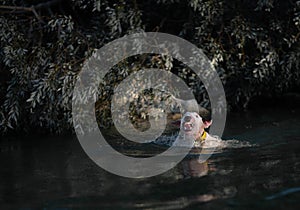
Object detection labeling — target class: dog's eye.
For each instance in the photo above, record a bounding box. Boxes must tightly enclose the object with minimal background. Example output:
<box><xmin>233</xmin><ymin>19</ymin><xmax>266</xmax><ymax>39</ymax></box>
<box><xmin>195</xmin><ymin>114</ymin><xmax>199</xmax><ymax>118</ymax></box>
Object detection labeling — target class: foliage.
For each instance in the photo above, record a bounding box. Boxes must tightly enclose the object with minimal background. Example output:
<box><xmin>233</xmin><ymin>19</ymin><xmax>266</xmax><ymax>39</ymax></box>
<box><xmin>0</xmin><ymin>0</ymin><xmax>299</xmax><ymax>134</ymax></box>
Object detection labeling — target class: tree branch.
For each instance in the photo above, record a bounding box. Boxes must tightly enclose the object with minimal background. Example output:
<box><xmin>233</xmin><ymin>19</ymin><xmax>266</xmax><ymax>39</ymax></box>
<box><xmin>0</xmin><ymin>5</ymin><xmax>32</xmax><ymax>12</ymax></box>
<box><xmin>0</xmin><ymin>0</ymin><xmax>62</xmax><ymax>22</ymax></box>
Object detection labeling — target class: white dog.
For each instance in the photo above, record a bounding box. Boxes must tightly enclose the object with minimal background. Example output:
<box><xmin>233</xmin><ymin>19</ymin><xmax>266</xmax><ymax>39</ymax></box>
<box><xmin>175</xmin><ymin>111</ymin><xmax>219</xmax><ymax>147</ymax></box>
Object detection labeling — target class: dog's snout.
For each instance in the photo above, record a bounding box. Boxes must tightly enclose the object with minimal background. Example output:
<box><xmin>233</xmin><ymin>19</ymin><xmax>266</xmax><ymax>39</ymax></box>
<box><xmin>183</xmin><ymin>116</ymin><xmax>192</xmax><ymax>122</ymax></box>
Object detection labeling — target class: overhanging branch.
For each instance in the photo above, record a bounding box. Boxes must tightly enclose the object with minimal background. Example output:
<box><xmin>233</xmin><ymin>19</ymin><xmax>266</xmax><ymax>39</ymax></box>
<box><xmin>0</xmin><ymin>0</ymin><xmax>62</xmax><ymax>22</ymax></box>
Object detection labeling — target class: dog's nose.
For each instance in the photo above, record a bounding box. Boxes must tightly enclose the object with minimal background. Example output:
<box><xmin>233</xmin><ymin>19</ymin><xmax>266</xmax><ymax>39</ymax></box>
<box><xmin>183</xmin><ymin>116</ymin><xmax>192</xmax><ymax>122</ymax></box>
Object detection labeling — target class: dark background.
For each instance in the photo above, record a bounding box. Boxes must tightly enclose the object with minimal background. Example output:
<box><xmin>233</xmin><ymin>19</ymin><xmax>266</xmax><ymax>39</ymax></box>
<box><xmin>0</xmin><ymin>0</ymin><xmax>299</xmax><ymax>135</ymax></box>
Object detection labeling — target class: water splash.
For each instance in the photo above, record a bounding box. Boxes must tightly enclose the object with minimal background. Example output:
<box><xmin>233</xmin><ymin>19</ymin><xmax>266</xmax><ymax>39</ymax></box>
<box><xmin>154</xmin><ymin>132</ymin><xmax>255</xmax><ymax>151</ymax></box>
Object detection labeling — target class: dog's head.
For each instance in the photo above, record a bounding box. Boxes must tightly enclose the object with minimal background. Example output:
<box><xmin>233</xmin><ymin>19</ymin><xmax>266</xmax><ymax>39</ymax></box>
<box><xmin>180</xmin><ymin>112</ymin><xmax>212</xmax><ymax>140</ymax></box>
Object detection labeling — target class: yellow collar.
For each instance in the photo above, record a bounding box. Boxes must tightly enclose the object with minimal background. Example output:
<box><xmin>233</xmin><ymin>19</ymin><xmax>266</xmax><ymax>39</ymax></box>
<box><xmin>196</xmin><ymin>131</ymin><xmax>207</xmax><ymax>142</ymax></box>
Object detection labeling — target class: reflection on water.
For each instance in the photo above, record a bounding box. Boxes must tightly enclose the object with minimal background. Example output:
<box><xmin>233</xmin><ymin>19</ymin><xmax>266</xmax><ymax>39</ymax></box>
<box><xmin>181</xmin><ymin>158</ymin><xmax>209</xmax><ymax>178</ymax></box>
<box><xmin>0</xmin><ymin>107</ymin><xmax>300</xmax><ymax>209</ymax></box>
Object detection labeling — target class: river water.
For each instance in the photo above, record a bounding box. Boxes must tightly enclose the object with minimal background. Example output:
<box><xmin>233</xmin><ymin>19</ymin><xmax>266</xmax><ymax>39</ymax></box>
<box><xmin>0</xmin><ymin>106</ymin><xmax>299</xmax><ymax>209</ymax></box>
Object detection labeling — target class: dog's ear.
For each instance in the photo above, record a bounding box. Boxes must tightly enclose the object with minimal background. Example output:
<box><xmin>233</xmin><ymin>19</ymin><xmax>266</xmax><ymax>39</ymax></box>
<box><xmin>203</xmin><ymin>120</ymin><xmax>212</xmax><ymax>128</ymax></box>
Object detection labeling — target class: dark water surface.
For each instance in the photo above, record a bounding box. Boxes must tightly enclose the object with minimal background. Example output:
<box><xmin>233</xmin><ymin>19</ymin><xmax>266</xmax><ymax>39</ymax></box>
<box><xmin>1</xmin><ymin>107</ymin><xmax>300</xmax><ymax>209</ymax></box>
